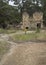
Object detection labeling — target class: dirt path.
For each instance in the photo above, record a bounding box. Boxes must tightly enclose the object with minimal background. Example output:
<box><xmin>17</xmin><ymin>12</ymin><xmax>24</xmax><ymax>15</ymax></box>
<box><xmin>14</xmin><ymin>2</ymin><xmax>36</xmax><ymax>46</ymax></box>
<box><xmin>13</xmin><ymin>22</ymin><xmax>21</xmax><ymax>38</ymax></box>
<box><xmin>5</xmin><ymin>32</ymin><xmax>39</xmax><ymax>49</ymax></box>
<box><xmin>0</xmin><ymin>42</ymin><xmax>46</xmax><ymax>65</ymax></box>
<box><xmin>0</xmin><ymin>32</ymin><xmax>46</xmax><ymax>65</ymax></box>
<box><xmin>0</xmin><ymin>34</ymin><xmax>17</xmax><ymax>65</ymax></box>
<box><xmin>0</xmin><ymin>44</ymin><xmax>15</xmax><ymax>65</ymax></box>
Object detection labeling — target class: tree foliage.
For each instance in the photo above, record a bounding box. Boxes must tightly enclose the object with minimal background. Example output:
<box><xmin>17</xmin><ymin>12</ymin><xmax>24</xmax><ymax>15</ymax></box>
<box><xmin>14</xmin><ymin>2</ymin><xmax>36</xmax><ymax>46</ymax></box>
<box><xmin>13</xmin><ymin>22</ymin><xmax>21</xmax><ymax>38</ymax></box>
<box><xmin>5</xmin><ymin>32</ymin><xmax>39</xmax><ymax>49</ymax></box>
<box><xmin>0</xmin><ymin>0</ymin><xmax>22</xmax><ymax>29</ymax></box>
<box><xmin>0</xmin><ymin>0</ymin><xmax>46</xmax><ymax>29</ymax></box>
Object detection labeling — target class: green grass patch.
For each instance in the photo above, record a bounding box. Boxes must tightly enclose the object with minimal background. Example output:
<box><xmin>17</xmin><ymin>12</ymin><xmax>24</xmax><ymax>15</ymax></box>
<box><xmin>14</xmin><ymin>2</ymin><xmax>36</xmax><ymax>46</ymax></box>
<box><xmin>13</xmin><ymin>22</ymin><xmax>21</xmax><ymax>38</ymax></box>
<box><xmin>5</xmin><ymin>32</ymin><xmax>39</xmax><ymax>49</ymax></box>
<box><xmin>0</xmin><ymin>41</ymin><xmax>10</xmax><ymax>61</ymax></box>
<box><xmin>11</xmin><ymin>32</ymin><xmax>46</xmax><ymax>42</ymax></box>
<box><xmin>0</xmin><ymin>28</ymin><xmax>23</xmax><ymax>34</ymax></box>
<box><xmin>0</xmin><ymin>29</ymin><xmax>16</xmax><ymax>34</ymax></box>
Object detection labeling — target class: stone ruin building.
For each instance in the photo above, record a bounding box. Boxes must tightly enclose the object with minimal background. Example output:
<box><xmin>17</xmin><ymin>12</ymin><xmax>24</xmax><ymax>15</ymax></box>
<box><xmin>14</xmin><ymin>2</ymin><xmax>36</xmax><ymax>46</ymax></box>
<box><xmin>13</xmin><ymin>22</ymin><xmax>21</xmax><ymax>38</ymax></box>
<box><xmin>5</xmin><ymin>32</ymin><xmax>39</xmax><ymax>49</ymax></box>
<box><xmin>21</xmin><ymin>11</ymin><xmax>43</xmax><ymax>30</ymax></box>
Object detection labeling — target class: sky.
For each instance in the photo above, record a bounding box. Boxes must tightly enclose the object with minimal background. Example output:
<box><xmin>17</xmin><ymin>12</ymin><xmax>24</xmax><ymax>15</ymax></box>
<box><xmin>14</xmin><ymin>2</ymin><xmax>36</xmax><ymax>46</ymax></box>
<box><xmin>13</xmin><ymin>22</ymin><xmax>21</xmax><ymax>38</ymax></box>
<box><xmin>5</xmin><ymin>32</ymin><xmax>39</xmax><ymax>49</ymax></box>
<box><xmin>9</xmin><ymin>0</ymin><xmax>42</xmax><ymax>7</ymax></box>
<box><xmin>9</xmin><ymin>0</ymin><xmax>22</xmax><ymax>6</ymax></box>
<box><xmin>9</xmin><ymin>0</ymin><xmax>16</xmax><ymax>6</ymax></box>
